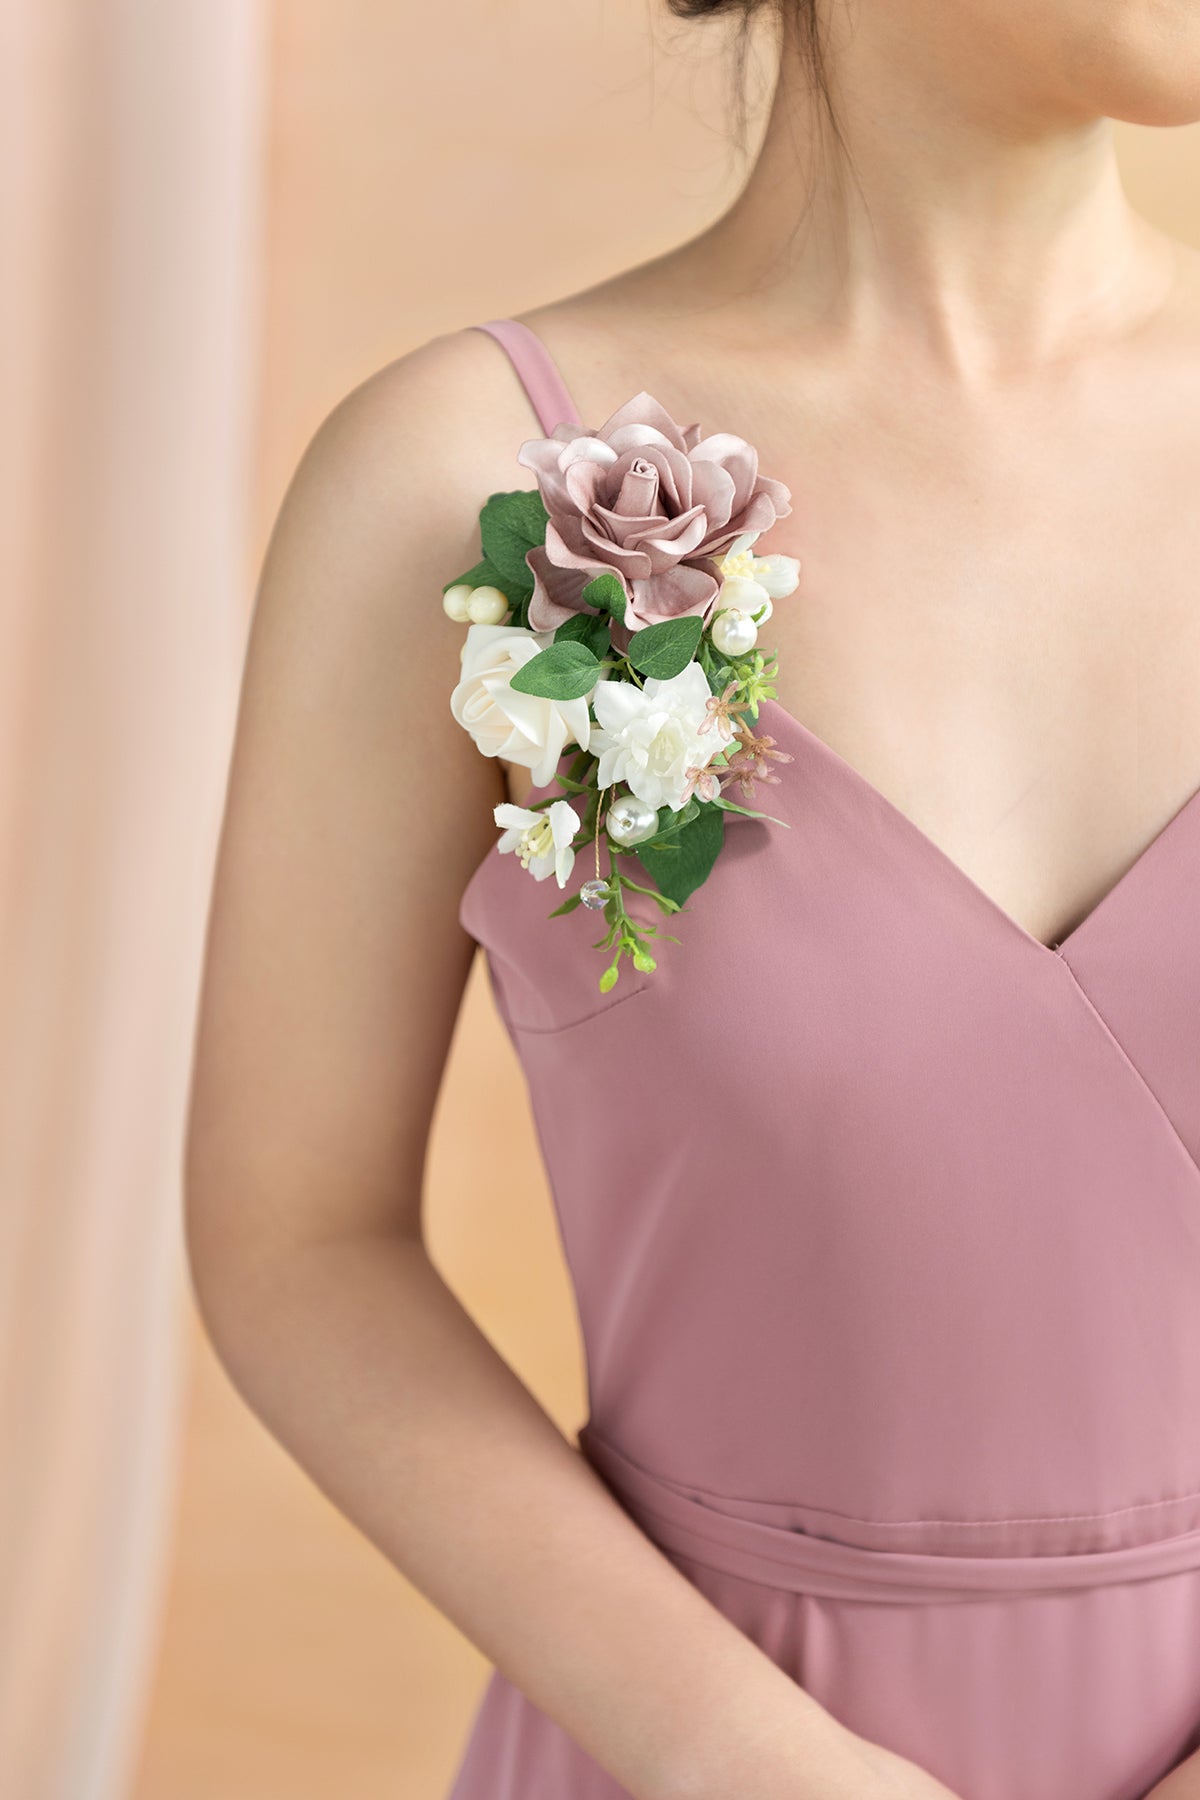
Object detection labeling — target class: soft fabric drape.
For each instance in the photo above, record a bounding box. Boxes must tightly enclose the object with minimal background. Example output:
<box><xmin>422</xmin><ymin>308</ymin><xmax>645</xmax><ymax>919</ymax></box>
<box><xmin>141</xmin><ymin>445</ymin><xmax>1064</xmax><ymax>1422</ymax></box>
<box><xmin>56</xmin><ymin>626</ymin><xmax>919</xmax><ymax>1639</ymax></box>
<box><xmin>0</xmin><ymin>3</ymin><xmax>265</xmax><ymax>1794</ymax></box>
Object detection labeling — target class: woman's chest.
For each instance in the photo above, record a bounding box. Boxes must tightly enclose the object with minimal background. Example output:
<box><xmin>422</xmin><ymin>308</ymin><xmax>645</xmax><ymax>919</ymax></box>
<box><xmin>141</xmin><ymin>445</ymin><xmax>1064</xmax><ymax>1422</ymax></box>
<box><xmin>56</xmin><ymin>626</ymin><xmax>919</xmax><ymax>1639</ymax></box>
<box><xmin>742</xmin><ymin>382</ymin><xmax>1200</xmax><ymax>949</ymax></box>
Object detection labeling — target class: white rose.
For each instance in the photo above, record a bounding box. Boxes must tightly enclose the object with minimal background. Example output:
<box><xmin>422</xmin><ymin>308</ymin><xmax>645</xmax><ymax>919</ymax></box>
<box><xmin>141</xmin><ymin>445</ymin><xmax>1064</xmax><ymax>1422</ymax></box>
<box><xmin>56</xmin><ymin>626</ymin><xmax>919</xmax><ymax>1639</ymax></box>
<box><xmin>589</xmin><ymin>661</ymin><xmax>722</xmax><ymax>813</ymax></box>
<box><xmin>450</xmin><ymin>623</ymin><xmax>596</xmax><ymax>790</ymax></box>
<box><xmin>494</xmin><ymin>798</ymin><xmax>580</xmax><ymax>887</ymax></box>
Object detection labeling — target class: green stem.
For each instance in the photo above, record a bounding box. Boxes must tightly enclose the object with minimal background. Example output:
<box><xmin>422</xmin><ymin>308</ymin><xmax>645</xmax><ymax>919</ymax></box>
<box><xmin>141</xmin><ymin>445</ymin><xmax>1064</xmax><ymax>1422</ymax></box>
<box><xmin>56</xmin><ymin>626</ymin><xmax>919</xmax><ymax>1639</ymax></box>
<box><xmin>613</xmin><ymin>872</ymin><xmax>681</xmax><ymax>913</ymax></box>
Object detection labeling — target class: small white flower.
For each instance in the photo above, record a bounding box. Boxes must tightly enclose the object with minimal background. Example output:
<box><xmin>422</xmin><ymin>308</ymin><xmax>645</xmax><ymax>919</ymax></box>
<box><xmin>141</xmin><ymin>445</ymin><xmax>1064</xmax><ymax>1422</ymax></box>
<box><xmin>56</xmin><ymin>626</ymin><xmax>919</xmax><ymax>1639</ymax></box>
<box><xmin>450</xmin><ymin>623</ymin><xmax>598</xmax><ymax>789</ymax></box>
<box><xmin>714</xmin><ymin>538</ymin><xmax>801</xmax><ymax>625</ymax></box>
<box><xmin>494</xmin><ymin>798</ymin><xmax>581</xmax><ymax>887</ymax></box>
<box><xmin>589</xmin><ymin>661</ymin><xmax>723</xmax><ymax>813</ymax></box>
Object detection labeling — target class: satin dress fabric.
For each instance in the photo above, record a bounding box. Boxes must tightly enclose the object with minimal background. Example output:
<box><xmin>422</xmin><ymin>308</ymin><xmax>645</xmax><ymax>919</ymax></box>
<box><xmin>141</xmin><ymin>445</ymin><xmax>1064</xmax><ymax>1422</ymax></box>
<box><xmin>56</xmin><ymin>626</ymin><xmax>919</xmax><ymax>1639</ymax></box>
<box><xmin>445</xmin><ymin>317</ymin><xmax>1200</xmax><ymax>1800</ymax></box>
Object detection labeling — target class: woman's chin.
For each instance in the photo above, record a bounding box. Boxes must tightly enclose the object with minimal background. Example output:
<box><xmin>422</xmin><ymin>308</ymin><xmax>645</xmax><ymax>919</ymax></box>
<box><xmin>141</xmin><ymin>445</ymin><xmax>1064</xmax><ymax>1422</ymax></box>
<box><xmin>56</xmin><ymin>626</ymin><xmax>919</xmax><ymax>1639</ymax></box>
<box><xmin>1064</xmin><ymin>34</ymin><xmax>1200</xmax><ymax>130</ymax></box>
<box><xmin>1103</xmin><ymin>84</ymin><xmax>1200</xmax><ymax>129</ymax></box>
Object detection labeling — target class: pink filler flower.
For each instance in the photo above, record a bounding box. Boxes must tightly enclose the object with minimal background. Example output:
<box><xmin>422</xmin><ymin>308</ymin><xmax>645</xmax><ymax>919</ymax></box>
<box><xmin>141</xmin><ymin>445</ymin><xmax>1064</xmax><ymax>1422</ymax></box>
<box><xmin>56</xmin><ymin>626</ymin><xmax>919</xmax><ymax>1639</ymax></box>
<box><xmin>719</xmin><ymin>722</ymin><xmax>795</xmax><ymax>801</ymax></box>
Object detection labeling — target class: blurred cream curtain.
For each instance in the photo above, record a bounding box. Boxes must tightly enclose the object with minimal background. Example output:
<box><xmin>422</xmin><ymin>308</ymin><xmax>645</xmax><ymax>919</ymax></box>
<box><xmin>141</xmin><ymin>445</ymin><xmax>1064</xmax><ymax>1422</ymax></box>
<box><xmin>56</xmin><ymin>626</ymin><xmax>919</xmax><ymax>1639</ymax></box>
<box><xmin>0</xmin><ymin>3</ymin><xmax>265</xmax><ymax>1795</ymax></box>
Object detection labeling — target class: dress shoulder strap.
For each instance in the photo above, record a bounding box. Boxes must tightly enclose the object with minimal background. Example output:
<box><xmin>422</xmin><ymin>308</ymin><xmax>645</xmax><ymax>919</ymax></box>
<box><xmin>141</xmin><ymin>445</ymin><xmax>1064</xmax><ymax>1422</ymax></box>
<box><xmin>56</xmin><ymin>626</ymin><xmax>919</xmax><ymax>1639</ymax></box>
<box><xmin>471</xmin><ymin>317</ymin><xmax>583</xmax><ymax>436</ymax></box>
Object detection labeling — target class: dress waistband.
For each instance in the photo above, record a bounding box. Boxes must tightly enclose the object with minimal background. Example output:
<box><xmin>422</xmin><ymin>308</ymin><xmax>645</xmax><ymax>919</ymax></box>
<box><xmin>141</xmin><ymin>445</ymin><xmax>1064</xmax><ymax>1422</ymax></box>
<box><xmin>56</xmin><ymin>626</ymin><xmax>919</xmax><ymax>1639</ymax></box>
<box><xmin>577</xmin><ymin>1424</ymin><xmax>1200</xmax><ymax>1607</ymax></box>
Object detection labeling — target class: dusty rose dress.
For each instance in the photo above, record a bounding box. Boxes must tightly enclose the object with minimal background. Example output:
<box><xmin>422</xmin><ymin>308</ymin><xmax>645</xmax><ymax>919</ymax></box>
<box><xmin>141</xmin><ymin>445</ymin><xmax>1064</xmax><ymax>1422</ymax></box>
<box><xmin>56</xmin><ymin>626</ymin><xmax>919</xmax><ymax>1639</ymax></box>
<box><xmin>447</xmin><ymin>316</ymin><xmax>1200</xmax><ymax>1800</ymax></box>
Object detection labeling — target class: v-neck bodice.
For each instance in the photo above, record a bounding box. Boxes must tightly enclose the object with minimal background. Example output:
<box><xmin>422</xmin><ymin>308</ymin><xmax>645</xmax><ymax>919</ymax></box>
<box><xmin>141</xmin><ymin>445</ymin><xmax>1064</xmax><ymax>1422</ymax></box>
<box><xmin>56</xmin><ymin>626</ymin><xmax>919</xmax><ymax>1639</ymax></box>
<box><xmin>448</xmin><ymin>319</ymin><xmax>1200</xmax><ymax>1800</ymax></box>
<box><xmin>757</xmin><ymin>693</ymin><xmax>1200</xmax><ymax>960</ymax></box>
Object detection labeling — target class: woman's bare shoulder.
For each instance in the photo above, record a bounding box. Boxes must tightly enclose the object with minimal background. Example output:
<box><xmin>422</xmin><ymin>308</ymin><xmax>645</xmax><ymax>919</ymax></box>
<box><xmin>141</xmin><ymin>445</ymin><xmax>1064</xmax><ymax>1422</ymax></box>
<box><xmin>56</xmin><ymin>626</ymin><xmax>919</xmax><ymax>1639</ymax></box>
<box><xmin>251</xmin><ymin>324</ymin><xmax>556</xmax><ymax>715</ymax></box>
<box><xmin>284</xmin><ymin>325</ymin><xmax>555</xmax><ymax>527</ymax></box>
<box><xmin>235</xmin><ymin>324</ymin><xmax>570</xmax><ymax>909</ymax></box>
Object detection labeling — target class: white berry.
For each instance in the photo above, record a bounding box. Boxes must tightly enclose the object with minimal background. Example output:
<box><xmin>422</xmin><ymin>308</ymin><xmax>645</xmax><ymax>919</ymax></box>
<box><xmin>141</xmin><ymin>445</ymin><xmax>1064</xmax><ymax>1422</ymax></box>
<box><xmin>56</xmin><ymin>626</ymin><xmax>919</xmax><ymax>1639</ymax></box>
<box><xmin>466</xmin><ymin>585</ymin><xmax>511</xmax><ymax>625</ymax></box>
<box><xmin>442</xmin><ymin>583</ymin><xmax>474</xmax><ymax>622</ymax></box>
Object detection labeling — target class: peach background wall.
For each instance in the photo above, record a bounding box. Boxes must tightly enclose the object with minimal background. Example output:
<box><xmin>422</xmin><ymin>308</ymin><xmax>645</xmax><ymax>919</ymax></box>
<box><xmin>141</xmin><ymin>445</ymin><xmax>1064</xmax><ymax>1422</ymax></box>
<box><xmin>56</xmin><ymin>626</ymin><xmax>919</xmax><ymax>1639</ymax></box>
<box><xmin>124</xmin><ymin>6</ymin><xmax>1200</xmax><ymax>1798</ymax></box>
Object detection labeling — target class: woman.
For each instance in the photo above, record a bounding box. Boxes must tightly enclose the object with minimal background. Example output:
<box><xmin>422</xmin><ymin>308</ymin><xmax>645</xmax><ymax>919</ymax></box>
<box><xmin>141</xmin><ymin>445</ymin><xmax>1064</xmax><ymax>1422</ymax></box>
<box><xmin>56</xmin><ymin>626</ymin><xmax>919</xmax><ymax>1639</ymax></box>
<box><xmin>183</xmin><ymin>2</ymin><xmax>1200</xmax><ymax>1796</ymax></box>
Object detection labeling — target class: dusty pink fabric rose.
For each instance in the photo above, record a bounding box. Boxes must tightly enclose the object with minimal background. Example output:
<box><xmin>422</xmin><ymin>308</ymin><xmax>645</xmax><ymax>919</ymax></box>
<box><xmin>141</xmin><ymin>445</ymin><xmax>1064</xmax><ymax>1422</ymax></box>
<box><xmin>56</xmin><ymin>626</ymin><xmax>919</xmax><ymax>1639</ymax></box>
<box><xmin>517</xmin><ymin>392</ymin><xmax>792</xmax><ymax>635</ymax></box>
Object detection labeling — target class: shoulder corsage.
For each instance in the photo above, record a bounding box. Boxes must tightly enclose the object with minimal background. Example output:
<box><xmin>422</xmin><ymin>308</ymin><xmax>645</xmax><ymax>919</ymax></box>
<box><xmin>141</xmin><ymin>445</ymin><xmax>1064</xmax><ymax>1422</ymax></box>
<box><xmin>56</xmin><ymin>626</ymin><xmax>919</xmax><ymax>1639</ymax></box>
<box><xmin>444</xmin><ymin>393</ymin><xmax>799</xmax><ymax>991</ymax></box>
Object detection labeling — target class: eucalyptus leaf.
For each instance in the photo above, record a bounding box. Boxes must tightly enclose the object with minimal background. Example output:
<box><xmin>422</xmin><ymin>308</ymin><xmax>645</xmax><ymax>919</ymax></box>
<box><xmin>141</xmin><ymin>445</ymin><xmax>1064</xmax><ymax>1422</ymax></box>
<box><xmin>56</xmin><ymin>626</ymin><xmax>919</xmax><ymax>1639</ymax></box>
<box><xmin>555</xmin><ymin>610</ymin><xmax>612</xmax><ymax>661</ymax></box>
<box><xmin>508</xmin><ymin>640</ymin><xmax>601</xmax><ymax>702</ymax></box>
<box><xmin>627</xmin><ymin>615</ymin><xmax>704</xmax><ymax>681</ymax></box>
<box><xmin>479</xmin><ymin>489</ymin><xmax>549</xmax><ymax>590</ymax></box>
<box><xmin>635</xmin><ymin>804</ymin><xmax>725</xmax><ymax>906</ymax></box>
<box><xmin>581</xmin><ymin>570</ymin><xmax>627</xmax><ymax>624</ymax></box>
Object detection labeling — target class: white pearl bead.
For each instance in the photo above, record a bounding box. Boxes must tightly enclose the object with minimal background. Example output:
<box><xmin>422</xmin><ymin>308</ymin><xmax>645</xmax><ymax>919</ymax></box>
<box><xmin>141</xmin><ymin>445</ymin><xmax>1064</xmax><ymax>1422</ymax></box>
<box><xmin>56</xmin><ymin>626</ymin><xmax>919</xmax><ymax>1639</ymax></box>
<box><xmin>711</xmin><ymin>608</ymin><xmax>759</xmax><ymax>657</ymax></box>
<box><xmin>606</xmin><ymin>795</ymin><xmax>659</xmax><ymax>847</ymax></box>
<box><xmin>442</xmin><ymin>583</ymin><xmax>474</xmax><ymax>622</ymax></box>
<box><xmin>466</xmin><ymin>585</ymin><xmax>510</xmax><ymax>625</ymax></box>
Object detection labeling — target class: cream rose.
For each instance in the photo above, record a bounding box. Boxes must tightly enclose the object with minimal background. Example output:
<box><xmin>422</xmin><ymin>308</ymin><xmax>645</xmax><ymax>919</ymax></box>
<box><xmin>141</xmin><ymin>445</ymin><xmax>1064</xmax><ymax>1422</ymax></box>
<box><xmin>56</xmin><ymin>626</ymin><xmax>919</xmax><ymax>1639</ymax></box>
<box><xmin>449</xmin><ymin>623</ymin><xmax>596</xmax><ymax>790</ymax></box>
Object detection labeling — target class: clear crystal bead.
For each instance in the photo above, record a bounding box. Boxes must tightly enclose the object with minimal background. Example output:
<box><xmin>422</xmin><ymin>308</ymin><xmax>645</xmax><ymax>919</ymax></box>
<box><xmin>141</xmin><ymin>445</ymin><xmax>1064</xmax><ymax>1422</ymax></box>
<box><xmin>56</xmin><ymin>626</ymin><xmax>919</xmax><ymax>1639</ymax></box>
<box><xmin>579</xmin><ymin>879</ymin><xmax>610</xmax><ymax>910</ymax></box>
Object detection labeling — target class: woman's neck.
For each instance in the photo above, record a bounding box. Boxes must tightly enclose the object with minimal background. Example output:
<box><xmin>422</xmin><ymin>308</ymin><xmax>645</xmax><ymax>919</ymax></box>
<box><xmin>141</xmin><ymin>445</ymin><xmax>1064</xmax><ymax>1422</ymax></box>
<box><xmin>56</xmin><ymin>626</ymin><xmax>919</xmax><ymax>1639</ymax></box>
<box><xmin>695</xmin><ymin>11</ymin><xmax>1179</xmax><ymax>379</ymax></box>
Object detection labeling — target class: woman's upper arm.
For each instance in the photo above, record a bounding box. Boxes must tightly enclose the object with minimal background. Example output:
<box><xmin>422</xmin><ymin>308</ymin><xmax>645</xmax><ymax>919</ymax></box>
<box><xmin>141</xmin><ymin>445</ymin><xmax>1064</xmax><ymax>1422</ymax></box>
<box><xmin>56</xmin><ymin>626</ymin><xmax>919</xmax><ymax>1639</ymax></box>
<box><xmin>185</xmin><ymin>329</ymin><xmax>532</xmax><ymax>1289</ymax></box>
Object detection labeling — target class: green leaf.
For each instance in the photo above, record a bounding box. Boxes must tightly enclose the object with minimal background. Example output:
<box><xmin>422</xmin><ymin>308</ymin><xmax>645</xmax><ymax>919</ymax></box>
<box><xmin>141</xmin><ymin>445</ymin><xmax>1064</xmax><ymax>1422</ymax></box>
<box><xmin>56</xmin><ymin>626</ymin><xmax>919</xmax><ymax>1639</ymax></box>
<box><xmin>581</xmin><ymin>570</ymin><xmax>627</xmax><ymax>624</ymax></box>
<box><xmin>615</xmin><ymin>875</ymin><xmax>682</xmax><ymax>914</ymax></box>
<box><xmin>697</xmin><ymin>636</ymin><xmax>735</xmax><ymax>696</ymax></box>
<box><xmin>548</xmin><ymin>891</ymin><xmax>585</xmax><ymax>917</ymax></box>
<box><xmin>442</xmin><ymin>555</ymin><xmax>509</xmax><ymax>596</ymax></box>
<box><xmin>711</xmin><ymin>795</ymin><xmax>790</xmax><ymax>827</ymax></box>
<box><xmin>555</xmin><ymin>610</ymin><xmax>612</xmax><ymax>661</ymax></box>
<box><xmin>629</xmin><ymin>795</ymin><xmax>703</xmax><ymax>857</ymax></box>
<box><xmin>479</xmin><ymin>490</ymin><xmax>549</xmax><ymax>590</ymax></box>
<box><xmin>508</xmin><ymin>641</ymin><xmax>601</xmax><ymax>702</ymax></box>
<box><xmin>627</xmin><ymin>615</ymin><xmax>704</xmax><ymax>681</ymax></box>
<box><xmin>646</xmin><ymin>797</ymin><xmax>700</xmax><ymax>841</ymax></box>
<box><xmin>635</xmin><ymin>803</ymin><xmax>725</xmax><ymax>905</ymax></box>
<box><xmin>615</xmin><ymin>799</ymin><xmax>698</xmax><ymax>860</ymax></box>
